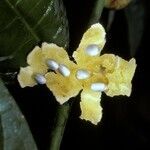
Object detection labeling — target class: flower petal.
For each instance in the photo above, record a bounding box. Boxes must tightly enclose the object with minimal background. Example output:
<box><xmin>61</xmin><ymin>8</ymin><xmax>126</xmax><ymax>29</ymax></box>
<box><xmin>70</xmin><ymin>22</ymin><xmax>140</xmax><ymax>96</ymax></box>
<box><xmin>45</xmin><ymin>72</ymin><xmax>82</xmax><ymax>104</ymax></box>
<box><xmin>42</xmin><ymin>43</ymin><xmax>71</xmax><ymax>66</ymax></box>
<box><xmin>27</xmin><ymin>46</ymin><xmax>47</xmax><ymax>73</ymax></box>
<box><xmin>99</xmin><ymin>54</ymin><xmax>117</xmax><ymax>73</ymax></box>
<box><xmin>73</xmin><ymin>23</ymin><xmax>106</xmax><ymax>67</ymax></box>
<box><xmin>105</xmin><ymin>57</ymin><xmax>137</xmax><ymax>97</ymax></box>
<box><xmin>17</xmin><ymin>66</ymin><xmax>36</xmax><ymax>88</ymax></box>
<box><xmin>80</xmin><ymin>89</ymin><xmax>102</xmax><ymax>125</ymax></box>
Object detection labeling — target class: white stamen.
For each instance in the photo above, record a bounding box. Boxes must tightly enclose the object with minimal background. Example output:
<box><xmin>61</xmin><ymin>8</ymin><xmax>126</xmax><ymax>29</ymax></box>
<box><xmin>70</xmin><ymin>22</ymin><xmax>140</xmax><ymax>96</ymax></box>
<box><xmin>34</xmin><ymin>74</ymin><xmax>46</xmax><ymax>84</ymax></box>
<box><xmin>47</xmin><ymin>59</ymin><xmax>59</xmax><ymax>70</ymax></box>
<box><xmin>76</xmin><ymin>69</ymin><xmax>90</xmax><ymax>80</ymax></box>
<box><xmin>91</xmin><ymin>82</ymin><xmax>107</xmax><ymax>92</ymax></box>
<box><xmin>85</xmin><ymin>44</ymin><xmax>101</xmax><ymax>56</ymax></box>
<box><xmin>58</xmin><ymin>64</ymin><xmax>70</xmax><ymax>77</ymax></box>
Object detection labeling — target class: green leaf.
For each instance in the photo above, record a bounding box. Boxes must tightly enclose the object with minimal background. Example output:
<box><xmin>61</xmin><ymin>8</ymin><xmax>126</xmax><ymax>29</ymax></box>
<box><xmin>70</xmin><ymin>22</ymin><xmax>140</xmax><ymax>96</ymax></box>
<box><xmin>0</xmin><ymin>0</ymin><xmax>69</xmax><ymax>74</ymax></box>
<box><xmin>0</xmin><ymin>78</ymin><xmax>38</xmax><ymax>150</ymax></box>
<box><xmin>125</xmin><ymin>0</ymin><xmax>145</xmax><ymax>57</ymax></box>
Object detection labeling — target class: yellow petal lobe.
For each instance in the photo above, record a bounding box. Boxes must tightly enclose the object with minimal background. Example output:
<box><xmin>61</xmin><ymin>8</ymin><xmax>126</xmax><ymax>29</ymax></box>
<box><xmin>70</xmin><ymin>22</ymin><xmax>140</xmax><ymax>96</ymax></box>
<box><xmin>99</xmin><ymin>54</ymin><xmax>117</xmax><ymax>73</ymax></box>
<box><xmin>73</xmin><ymin>23</ymin><xmax>106</xmax><ymax>68</ymax></box>
<box><xmin>27</xmin><ymin>46</ymin><xmax>47</xmax><ymax>73</ymax></box>
<box><xmin>105</xmin><ymin>57</ymin><xmax>137</xmax><ymax>96</ymax></box>
<box><xmin>42</xmin><ymin>43</ymin><xmax>71</xmax><ymax>67</ymax></box>
<box><xmin>80</xmin><ymin>89</ymin><xmax>102</xmax><ymax>125</ymax></box>
<box><xmin>45</xmin><ymin>71</ymin><xmax>82</xmax><ymax>104</ymax></box>
<box><xmin>17</xmin><ymin>66</ymin><xmax>36</xmax><ymax>88</ymax></box>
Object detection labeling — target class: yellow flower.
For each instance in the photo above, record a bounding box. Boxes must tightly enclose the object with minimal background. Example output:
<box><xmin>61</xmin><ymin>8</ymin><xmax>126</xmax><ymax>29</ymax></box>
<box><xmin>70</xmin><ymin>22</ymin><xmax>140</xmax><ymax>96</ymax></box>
<box><xmin>17</xmin><ymin>46</ymin><xmax>47</xmax><ymax>87</ymax></box>
<box><xmin>18</xmin><ymin>23</ymin><xmax>136</xmax><ymax>125</ymax></box>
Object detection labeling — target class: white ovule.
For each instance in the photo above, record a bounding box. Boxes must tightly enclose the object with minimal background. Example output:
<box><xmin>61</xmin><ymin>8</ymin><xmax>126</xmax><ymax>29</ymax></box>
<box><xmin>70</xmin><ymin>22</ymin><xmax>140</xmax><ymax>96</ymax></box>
<box><xmin>76</xmin><ymin>69</ymin><xmax>90</xmax><ymax>80</ymax></box>
<box><xmin>91</xmin><ymin>82</ymin><xmax>107</xmax><ymax>92</ymax></box>
<box><xmin>34</xmin><ymin>74</ymin><xmax>46</xmax><ymax>84</ymax></box>
<box><xmin>85</xmin><ymin>44</ymin><xmax>101</xmax><ymax>56</ymax></box>
<box><xmin>58</xmin><ymin>64</ymin><xmax>70</xmax><ymax>77</ymax></box>
<box><xmin>47</xmin><ymin>59</ymin><xmax>59</xmax><ymax>70</ymax></box>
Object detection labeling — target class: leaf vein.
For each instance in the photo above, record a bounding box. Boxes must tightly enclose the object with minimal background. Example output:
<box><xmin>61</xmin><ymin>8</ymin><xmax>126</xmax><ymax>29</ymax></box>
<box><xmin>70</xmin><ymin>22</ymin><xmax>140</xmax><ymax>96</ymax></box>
<box><xmin>4</xmin><ymin>0</ymin><xmax>40</xmax><ymax>42</ymax></box>
<box><xmin>0</xmin><ymin>17</ymin><xmax>18</xmax><ymax>33</ymax></box>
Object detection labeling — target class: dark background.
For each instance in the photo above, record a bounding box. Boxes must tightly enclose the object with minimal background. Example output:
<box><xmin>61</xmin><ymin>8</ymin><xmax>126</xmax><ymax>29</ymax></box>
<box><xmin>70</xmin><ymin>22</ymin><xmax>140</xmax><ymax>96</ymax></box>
<box><xmin>8</xmin><ymin>0</ymin><xmax>150</xmax><ymax>149</ymax></box>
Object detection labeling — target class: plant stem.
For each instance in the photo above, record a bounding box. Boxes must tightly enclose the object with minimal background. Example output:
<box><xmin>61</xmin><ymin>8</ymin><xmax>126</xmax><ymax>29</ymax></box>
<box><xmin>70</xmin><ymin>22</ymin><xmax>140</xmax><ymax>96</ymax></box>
<box><xmin>49</xmin><ymin>103</ymin><xmax>70</xmax><ymax>150</ymax></box>
<box><xmin>106</xmin><ymin>10</ymin><xmax>115</xmax><ymax>31</ymax></box>
<box><xmin>88</xmin><ymin>0</ymin><xmax>105</xmax><ymax>26</ymax></box>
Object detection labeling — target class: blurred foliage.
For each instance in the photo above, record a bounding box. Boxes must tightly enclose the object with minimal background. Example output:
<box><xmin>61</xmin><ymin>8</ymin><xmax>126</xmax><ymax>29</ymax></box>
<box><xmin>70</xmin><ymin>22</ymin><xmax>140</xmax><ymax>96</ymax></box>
<box><xmin>0</xmin><ymin>0</ymin><xmax>69</xmax><ymax>149</ymax></box>
<box><xmin>125</xmin><ymin>0</ymin><xmax>145</xmax><ymax>56</ymax></box>
<box><xmin>0</xmin><ymin>78</ymin><xmax>37</xmax><ymax>150</ymax></box>
<box><xmin>0</xmin><ymin>0</ymin><xmax>69</xmax><ymax>76</ymax></box>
